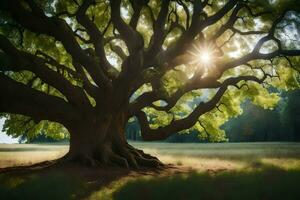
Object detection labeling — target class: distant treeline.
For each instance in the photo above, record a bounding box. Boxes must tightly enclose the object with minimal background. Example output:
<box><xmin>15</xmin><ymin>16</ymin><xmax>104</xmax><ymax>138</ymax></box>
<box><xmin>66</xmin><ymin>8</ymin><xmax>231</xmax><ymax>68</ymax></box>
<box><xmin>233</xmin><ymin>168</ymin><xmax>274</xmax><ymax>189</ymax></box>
<box><xmin>223</xmin><ymin>89</ymin><xmax>300</xmax><ymax>142</ymax></box>
<box><xmin>126</xmin><ymin>89</ymin><xmax>300</xmax><ymax>143</ymax></box>
<box><xmin>19</xmin><ymin>134</ymin><xmax>68</xmax><ymax>143</ymax></box>
<box><xmin>24</xmin><ymin>90</ymin><xmax>300</xmax><ymax>143</ymax></box>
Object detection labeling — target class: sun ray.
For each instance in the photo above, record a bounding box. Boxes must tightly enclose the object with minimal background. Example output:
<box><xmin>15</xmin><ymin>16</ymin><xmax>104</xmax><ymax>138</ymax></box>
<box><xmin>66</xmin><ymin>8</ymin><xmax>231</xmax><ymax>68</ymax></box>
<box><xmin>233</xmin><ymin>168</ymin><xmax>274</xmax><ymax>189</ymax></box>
<box><xmin>187</xmin><ymin>42</ymin><xmax>220</xmax><ymax>78</ymax></box>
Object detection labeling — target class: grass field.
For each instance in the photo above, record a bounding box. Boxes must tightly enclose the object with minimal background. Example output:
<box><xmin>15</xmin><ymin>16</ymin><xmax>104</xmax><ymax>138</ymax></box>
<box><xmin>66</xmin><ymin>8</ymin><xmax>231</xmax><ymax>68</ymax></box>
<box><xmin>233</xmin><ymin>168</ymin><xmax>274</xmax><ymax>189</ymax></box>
<box><xmin>0</xmin><ymin>142</ymin><xmax>300</xmax><ymax>199</ymax></box>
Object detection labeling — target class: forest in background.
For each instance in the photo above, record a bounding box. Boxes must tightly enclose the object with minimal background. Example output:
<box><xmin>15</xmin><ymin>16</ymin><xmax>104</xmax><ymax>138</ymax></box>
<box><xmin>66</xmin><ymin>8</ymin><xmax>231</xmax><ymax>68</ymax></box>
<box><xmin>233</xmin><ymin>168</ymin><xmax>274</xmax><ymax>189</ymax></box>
<box><xmin>127</xmin><ymin>89</ymin><xmax>300</xmax><ymax>142</ymax></box>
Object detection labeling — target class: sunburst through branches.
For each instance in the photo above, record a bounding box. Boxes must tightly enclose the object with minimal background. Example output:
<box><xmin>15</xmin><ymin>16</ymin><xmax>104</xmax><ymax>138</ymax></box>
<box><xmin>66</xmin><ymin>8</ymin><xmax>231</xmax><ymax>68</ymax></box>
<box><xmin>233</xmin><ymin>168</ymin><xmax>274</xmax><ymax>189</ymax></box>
<box><xmin>187</xmin><ymin>42</ymin><xmax>220</xmax><ymax>78</ymax></box>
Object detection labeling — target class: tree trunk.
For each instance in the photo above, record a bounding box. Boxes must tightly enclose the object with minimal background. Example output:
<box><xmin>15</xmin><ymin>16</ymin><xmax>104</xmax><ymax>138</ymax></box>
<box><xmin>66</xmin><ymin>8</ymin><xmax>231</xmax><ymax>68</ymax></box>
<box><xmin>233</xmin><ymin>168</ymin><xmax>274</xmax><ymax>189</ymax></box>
<box><xmin>64</xmin><ymin>112</ymin><xmax>163</xmax><ymax>169</ymax></box>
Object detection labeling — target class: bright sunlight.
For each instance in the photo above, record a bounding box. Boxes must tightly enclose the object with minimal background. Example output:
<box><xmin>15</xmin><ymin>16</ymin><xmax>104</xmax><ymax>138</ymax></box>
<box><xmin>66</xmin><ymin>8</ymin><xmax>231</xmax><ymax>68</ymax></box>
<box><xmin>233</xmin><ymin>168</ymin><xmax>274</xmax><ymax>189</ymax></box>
<box><xmin>200</xmin><ymin>51</ymin><xmax>212</xmax><ymax>64</ymax></box>
<box><xmin>187</xmin><ymin>42</ymin><xmax>219</xmax><ymax>78</ymax></box>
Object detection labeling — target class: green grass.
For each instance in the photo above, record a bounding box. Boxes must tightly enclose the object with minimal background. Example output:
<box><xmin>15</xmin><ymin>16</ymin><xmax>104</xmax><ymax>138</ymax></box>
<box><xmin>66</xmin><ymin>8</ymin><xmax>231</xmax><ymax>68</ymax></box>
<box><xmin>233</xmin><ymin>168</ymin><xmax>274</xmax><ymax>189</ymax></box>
<box><xmin>0</xmin><ymin>172</ymin><xmax>84</xmax><ymax>200</ymax></box>
<box><xmin>113</xmin><ymin>166</ymin><xmax>300</xmax><ymax>200</ymax></box>
<box><xmin>132</xmin><ymin>142</ymin><xmax>300</xmax><ymax>171</ymax></box>
<box><xmin>132</xmin><ymin>142</ymin><xmax>300</xmax><ymax>159</ymax></box>
<box><xmin>0</xmin><ymin>142</ymin><xmax>300</xmax><ymax>200</ymax></box>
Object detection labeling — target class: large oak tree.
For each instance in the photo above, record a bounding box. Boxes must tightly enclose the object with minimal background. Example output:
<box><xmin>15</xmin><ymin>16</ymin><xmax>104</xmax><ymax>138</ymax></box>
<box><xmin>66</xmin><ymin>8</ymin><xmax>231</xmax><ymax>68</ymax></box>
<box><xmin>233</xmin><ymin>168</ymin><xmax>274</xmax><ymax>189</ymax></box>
<box><xmin>0</xmin><ymin>0</ymin><xmax>300</xmax><ymax>168</ymax></box>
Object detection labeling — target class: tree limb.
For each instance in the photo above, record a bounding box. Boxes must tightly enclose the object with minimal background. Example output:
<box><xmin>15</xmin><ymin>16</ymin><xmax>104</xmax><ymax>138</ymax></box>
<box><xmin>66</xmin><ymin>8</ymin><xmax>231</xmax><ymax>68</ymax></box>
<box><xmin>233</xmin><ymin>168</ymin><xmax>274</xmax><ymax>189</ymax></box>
<box><xmin>0</xmin><ymin>0</ymin><xmax>111</xmax><ymax>90</ymax></box>
<box><xmin>109</xmin><ymin>0</ymin><xmax>143</xmax><ymax>54</ymax></box>
<box><xmin>0</xmin><ymin>35</ymin><xmax>90</xmax><ymax>107</ymax></box>
<box><xmin>76</xmin><ymin>0</ymin><xmax>114</xmax><ymax>76</ymax></box>
<box><xmin>136</xmin><ymin>75</ymin><xmax>267</xmax><ymax>141</ymax></box>
<box><xmin>0</xmin><ymin>73</ymin><xmax>80</xmax><ymax>124</ymax></box>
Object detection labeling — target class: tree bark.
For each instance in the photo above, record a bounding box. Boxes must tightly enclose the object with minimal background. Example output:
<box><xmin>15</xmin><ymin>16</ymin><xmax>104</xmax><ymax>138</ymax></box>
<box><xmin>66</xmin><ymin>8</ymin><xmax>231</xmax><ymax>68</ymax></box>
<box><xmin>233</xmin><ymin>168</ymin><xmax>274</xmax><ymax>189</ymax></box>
<box><xmin>64</xmin><ymin>111</ymin><xmax>163</xmax><ymax>169</ymax></box>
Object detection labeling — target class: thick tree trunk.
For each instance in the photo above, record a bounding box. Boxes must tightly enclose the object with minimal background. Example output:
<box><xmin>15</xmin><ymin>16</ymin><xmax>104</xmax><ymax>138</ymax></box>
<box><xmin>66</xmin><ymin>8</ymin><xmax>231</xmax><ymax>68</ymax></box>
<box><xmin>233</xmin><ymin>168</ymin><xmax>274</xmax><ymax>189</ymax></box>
<box><xmin>63</xmin><ymin>112</ymin><xmax>163</xmax><ymax>169</ymax></box>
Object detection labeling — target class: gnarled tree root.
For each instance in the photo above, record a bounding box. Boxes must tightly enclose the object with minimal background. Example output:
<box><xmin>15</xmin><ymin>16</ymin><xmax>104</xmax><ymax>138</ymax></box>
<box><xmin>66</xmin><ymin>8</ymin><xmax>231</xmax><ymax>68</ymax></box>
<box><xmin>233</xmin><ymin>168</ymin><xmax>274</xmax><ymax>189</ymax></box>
<box><xmin>65</xmin><ymin>143</ymin><xmax>164</xmax><ymax>169</ymax></box>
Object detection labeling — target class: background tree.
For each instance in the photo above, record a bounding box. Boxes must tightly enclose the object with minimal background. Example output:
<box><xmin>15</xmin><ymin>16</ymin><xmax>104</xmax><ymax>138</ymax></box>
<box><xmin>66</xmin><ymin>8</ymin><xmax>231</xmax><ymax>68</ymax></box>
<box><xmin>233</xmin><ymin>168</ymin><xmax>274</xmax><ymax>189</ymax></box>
<box><xmin>0</xmin><ymin>0</ymin><xmax>300</xmax><ymax>168</ymax></box>
<box><xmin>223</xmin><ymin>89</ymin><xmax>300</xmax><ymax>142</ymax></box>
<box><xmin>223</xmin><ymin>101</ymin><xmax>282</xmax><ymax>142</ymax></box>
<box><xmin>280</xmin><ymin>89</ymin><xmax>300</xmax><ymax>141</ymax></box>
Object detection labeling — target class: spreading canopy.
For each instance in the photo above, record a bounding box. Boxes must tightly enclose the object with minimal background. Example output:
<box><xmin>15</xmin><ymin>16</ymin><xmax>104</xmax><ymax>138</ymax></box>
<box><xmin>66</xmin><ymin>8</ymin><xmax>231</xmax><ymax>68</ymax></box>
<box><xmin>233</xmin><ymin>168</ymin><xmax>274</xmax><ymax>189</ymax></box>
<box><xmin>0</xmin><ymin>0</ymin><xmax>300</xmax><ymax>142</ymax></box>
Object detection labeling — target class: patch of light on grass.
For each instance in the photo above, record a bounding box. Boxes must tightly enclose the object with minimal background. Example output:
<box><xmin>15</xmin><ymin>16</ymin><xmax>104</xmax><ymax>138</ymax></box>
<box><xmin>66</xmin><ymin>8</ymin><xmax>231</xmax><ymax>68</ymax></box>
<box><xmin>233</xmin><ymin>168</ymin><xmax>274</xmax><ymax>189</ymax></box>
<box><xmin>260</xmin><ymin>158</ymin><xmax>300</xmax><ymax>170</ymax></box>
<box><xmin>158</xmin><ymin>155</ymin><xmax>246</xmax><ymax>171</ymax></box>
<box><xmin>0</xmin><ymin>144</ymin><xmax>68</xmax><ymax>168</ymax></box>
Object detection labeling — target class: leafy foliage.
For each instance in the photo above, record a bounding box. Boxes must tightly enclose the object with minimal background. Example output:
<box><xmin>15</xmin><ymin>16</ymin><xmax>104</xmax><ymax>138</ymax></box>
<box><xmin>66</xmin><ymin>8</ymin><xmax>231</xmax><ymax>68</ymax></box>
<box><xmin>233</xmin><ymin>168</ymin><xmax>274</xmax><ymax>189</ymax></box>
<box><xmin>0</xmin><ymin>114</ymin><xmax>69</xmax><ymax>141</ymax></box>
<box><xmin>0</xmin><ymin>0</ymin><xmax>300</xmax><ymax>142</ymax></box>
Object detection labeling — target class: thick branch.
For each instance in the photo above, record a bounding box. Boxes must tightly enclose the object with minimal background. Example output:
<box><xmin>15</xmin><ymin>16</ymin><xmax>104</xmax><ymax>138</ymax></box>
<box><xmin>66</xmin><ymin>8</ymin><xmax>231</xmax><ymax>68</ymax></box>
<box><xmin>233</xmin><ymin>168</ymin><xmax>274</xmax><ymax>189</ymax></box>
<box><xmin>129</xmin><ymin>0</ymin><xmax>145</xmax><ymax>29</ymax></box>
<box><xmin>129</xmin><ymin>76</ymin><xmax>218</xmax><ymax>115</ymax></box>
<box><xmin>145</xmin><ymin>0</ymin><xmax>170</xmax><ymax>62</ymax></box>
<box><xmin>36</xmin><ymin>50</ymin><xmax>80</xmax><ymax>79</ymax></box>
<box><xmin>0</xmin><ymin>35</ymin><xmax>90</xmax><ymax>107</ymax></box>
<box><xmin>220</xmin><ymin>50</ymin><xmax>300</xmax><ymax>77</ymax></box>
<box><xmin>136</xmin><ymin>75</ymin><xmax>266</xmax><ymax>141</ymax></box>
<box><xmin>145</xmin><ymin>0</ymin><xmax>239</xmax><ymax>69</ymax></box>
<box><xmin>0</xmin><ymin>73</ymin><xmax>80</xmax><ymax>124</ymax></box>
<box><xmin>110</xmin><ymin>0</ymin><xmax>143</xmax><ymax>54</ymax></box>
<box><xmin>76</xmin><ymin>0</ymin><xmax>114</xmax><ymax>76</ymax></box>
<box><xmin>0</xmin><ymin>0</ymin><xmax>111</xmax><ymax>89</ymax></box>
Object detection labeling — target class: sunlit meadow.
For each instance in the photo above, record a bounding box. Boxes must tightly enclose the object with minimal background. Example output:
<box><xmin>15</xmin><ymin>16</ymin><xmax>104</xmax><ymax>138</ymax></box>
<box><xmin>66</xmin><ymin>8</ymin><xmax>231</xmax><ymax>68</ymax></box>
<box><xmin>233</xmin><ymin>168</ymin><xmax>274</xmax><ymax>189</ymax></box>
<box><xmin>1</xmin><ymin>142</ymin><xmax>300</xmax><ymax>199</ymax></box>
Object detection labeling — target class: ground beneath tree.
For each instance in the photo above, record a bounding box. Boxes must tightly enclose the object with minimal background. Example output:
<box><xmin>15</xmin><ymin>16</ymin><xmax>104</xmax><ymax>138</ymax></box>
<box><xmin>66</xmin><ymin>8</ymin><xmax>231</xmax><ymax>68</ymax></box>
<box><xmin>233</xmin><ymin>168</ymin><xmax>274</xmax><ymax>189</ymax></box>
<box><xmin>1</xmin><ymin>142</ymin><xmax>300</xmax><ymax>200</ymax></box>
<box><xmin>0</xmin><ymin>161</ymin><xmax>194</xmax><ymax>200</ymax></box>
<box><xmin>2</xmin><ymin>161</ymin><xmax>300</xmax><ymax>200</ymax></box>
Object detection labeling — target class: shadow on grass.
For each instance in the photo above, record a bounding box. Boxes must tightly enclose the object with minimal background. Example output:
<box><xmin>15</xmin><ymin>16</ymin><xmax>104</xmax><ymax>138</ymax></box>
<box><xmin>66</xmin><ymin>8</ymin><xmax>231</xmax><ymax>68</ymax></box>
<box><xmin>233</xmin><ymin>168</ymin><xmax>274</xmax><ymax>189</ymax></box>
<box><xmin>1</xmin><ymin>163</ymin><xmax>300</xmax><ymax>200</ymax></box>
<box><xmin>0</xmin><ymin>166</ymin><xmax>129</xmax><ymax>200</ymax></box>
<box><xmin>0</xmin><ymin>172</ymin><xmax>82</xmax><ymax>199</ymax></box>
<box><xmin>113</xmin><ymin>164</ymin><xmax>300</xmax><ymax>200</ymax></box>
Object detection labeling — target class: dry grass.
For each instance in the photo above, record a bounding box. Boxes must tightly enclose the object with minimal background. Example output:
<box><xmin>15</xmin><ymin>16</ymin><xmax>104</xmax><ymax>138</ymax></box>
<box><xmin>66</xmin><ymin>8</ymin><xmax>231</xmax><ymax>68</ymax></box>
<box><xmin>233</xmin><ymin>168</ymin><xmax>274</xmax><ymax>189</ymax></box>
<box><xmin>132</xmin><ymin>142</ymin><xmax>300</xmax><ymax>171</ymax></box>
<box><xmin>0</xmin><ymin>144</ymin><xmax>67</xmax><ymax>168</ymax></box>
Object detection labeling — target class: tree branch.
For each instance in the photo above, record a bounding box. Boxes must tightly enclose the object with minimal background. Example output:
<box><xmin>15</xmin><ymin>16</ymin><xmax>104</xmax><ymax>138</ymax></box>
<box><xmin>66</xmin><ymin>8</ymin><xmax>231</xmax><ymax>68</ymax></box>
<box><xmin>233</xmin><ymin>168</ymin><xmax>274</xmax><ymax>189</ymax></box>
<box><xmin>145</xmin><ymin>0</ymin><xmax>239</xmax><ymax>69</ymax></box>
<box><xmin>0</xmin><ymin>0</ymin><xmax>111</xmax><ymax>90</ymax></box>
<box><xmin>0</xmin><ymin>73</ymin><xmax>80</xmax><ymax>124</ymax></box>
<box><xmin>145</xmin><ymin>0</ymin><xmax>170</xmax><ymax>62</ymax></box>
<box><xmin>76</xmin><ymin>0</ymin><xmax>114</xmax><ymax>76</ymax></box>
<box><xmin>136</xmin><ymin>75</ymin><xmax>267</xmax><ymax>141</ymax></box>
<box><xmin>0</xmin><ymin>35</ymin><xmax>90</xmax><ymax>107</ymax></box>
<box><xmin>109</xmin><ymin>0</ymin><xmax>143</xmax><ymax>54</ymax></box>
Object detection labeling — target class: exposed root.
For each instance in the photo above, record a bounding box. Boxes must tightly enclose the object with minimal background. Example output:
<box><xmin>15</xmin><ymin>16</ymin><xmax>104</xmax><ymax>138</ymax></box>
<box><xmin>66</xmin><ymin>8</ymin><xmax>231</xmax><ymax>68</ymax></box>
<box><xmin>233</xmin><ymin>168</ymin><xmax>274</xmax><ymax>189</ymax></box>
<box><xmin>108</xmin><ymin>151</ymin><xmax>129</xmax><ymax>168</ymax></box>
<box><xmin>135</xmin><ymin>156</ymin><xmax>160</xmax><ymax>168</ymax></box>
<box><xmin>118</xmin><ymin>148</ymin><xmax>139</xmax><ymax>169</ymax></box>
<box><xmin>124</xmin><ymin>144</ymin><xmax>164</xmax><ymax>168</ymax></box>
<box><xmin>64</xmin><ymin>154</ymin><xmax>102</xmax><ymax>167</ymax></box>
<box><xmin>127</xmin><ymin>144</ymin><xmax>164</xmax><ymax>166</ymax></box>
<box><xmin>61</xmin><ymin>143</ymin><xmax>164</xmax><ymax>170</ymax></box>
<box><xmin>92</xmin><ymin>143</ymin><xmax>164</xmax><ymax>170</ymax></box>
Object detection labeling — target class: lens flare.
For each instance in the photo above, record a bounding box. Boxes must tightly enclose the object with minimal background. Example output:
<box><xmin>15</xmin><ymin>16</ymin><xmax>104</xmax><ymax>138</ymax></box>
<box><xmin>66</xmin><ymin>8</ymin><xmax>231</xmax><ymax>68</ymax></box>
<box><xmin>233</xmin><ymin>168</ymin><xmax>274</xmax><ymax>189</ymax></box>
<box><xmin>200</xmin><ymin>51</ymin><xmax>212</xmax><ymax>64</ymax></box>
<box><xmin>187</xmin><ymin>42</ymin><xmax>219</xmax><ymax>78</ymax></box>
